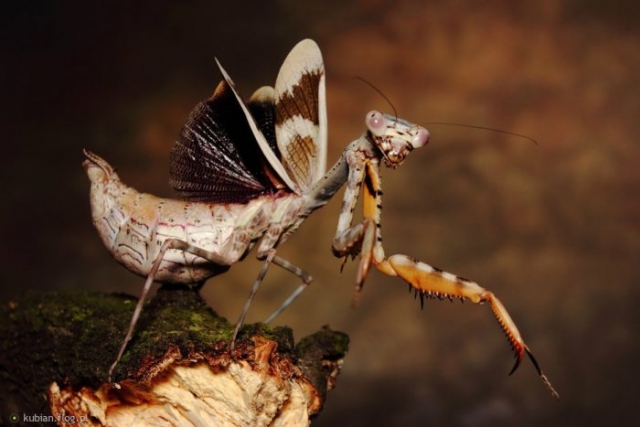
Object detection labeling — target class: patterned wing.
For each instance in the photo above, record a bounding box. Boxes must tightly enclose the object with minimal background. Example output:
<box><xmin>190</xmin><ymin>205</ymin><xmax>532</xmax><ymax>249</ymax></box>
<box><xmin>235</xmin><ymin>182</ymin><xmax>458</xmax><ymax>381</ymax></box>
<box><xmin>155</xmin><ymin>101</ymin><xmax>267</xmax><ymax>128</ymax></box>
<box><xmin>216</xmin><ymin>59</ymin><xmax>299</xmax><ymax>193</ymax></box>
<box><xmin>274</xmin><ymin>39</ymin><xmax>328</xmax><ymax>191</ymax></box>
<box><xmin>245</xmin><ymin>85</ymin><xmax>290</xmax><ymax>191</ymax></box>
<box><xmin>169</xmin><ymin>80</ymin><xmax>283</xmax><ymax>204</ymax></box>
<box><xmin>246</xmin><ymin>86</ymin><xmax>281</xmax><ymax>161</ymax></box>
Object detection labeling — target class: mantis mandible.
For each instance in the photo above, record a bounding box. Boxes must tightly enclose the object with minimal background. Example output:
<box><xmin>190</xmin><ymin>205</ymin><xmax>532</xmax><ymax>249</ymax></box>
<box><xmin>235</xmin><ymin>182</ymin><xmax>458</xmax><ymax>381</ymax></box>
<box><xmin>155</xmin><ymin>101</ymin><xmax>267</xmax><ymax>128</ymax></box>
<box><xmin>84</xmin><ymin>39</ymin><xmax>558</xmax><ymax>397</ymax></box>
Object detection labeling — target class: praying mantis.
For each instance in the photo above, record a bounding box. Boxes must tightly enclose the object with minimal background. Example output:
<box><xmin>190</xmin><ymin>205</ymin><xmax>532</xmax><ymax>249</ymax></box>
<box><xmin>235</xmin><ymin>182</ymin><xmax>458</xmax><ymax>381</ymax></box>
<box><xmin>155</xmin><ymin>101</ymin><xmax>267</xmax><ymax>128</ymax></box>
<box><xmin>84</xmin><ymin>39</ymin><xmax>558</xmax><ymax>397</ymax></box>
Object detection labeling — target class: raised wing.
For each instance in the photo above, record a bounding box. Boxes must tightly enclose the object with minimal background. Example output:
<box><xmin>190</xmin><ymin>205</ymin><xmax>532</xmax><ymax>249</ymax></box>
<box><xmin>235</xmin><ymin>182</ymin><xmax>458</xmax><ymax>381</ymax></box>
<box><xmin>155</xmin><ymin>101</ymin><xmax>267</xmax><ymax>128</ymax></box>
<box><xmin>246</xmin><ymin>86</ymin><xmax>280</xmax><ymax>160</ymax></box>
<box><xmin>274</xmin><ymin>39</ymin><xmax>327</xmax><ymax>191</ymax></box>
<box><xmin>216</xmin><ymin>59</ymin><xmax>300</xmax><ymax>193</ymax></box>
<box><xmin>172</xmin><ymin>39</ymin><xmax>327</xmax><ymax>200</ymax></box>
<box><xmin>169</xmin><ymin>80</ymin><xmax>286</xmax><ymax>204</ymax></box>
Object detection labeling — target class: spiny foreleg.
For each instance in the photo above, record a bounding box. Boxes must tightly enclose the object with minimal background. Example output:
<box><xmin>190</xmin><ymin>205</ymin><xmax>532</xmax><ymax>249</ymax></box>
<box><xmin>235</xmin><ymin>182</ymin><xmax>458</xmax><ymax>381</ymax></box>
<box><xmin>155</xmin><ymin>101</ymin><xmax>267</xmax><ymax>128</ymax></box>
<box><xmin>331</xmin><ymin>149</ymin><xmax>375</xmax><ymax>297</ymax></box>
<box><xmin>377</xmin><ymin>254</ymin><xmax>558</xmax><ymax>397</ymax></box>
<box><xmin>334</xmin><ymin>158</ymin><xmax>559</xmax><ymax>397</ymax></box>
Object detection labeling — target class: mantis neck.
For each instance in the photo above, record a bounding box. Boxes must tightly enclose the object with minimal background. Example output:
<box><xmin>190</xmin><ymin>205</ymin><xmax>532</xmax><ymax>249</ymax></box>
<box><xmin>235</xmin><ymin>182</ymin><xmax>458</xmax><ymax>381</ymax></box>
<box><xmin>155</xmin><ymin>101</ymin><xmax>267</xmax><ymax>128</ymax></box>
<box><xmin>302</xmin><ymin>138</ymin><xmax>361</xmax><ymax>215</ymax></box>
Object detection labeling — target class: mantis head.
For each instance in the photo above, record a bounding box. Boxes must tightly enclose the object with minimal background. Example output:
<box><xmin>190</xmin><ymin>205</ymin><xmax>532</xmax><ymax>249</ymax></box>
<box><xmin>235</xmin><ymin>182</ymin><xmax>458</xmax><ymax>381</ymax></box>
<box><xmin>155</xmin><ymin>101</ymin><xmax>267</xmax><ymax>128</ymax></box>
<box><xmin>365</xmin><ymin>110</ymin><xmax>430</xmax><ymax>168</ymax></box>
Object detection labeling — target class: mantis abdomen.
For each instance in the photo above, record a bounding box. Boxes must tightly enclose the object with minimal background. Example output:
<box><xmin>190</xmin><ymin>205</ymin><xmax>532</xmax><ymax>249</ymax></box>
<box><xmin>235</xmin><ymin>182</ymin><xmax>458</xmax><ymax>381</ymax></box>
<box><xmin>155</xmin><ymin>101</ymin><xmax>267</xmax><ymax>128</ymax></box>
<box><xmin>83</xmin><ymin>150</ymin><xmax>284</xmax><ymax>284</ymax></box>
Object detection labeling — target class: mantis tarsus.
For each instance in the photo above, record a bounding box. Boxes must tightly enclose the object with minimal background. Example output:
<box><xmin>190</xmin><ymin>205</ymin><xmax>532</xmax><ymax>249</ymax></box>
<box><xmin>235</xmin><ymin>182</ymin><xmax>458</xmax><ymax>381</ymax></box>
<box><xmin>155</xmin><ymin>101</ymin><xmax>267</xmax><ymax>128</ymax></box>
<box><xmin>84</xmin><ymin>39</ymin><xmax>558</xmax><ymax>397</ymax></box>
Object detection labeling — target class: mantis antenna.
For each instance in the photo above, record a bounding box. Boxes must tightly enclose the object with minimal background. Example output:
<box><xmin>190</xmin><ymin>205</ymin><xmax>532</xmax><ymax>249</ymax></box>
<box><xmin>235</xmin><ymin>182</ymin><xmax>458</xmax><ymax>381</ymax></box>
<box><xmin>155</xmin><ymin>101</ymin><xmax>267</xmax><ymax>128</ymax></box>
<box><xmin>353</xmin><ymin>76</ymin><xmax>538</xmax><ymax>145</ymax></box>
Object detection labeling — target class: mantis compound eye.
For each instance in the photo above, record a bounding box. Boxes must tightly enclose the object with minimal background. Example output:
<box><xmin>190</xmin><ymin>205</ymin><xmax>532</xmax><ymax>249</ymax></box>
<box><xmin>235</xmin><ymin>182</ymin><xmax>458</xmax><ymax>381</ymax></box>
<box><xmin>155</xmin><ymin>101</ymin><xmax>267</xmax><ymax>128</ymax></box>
<box><xmin>365</xmin><ymin>110</ymin><xmax>387</xmax><ymax>136</ymax></box>
<box><xmin>411</xmin><ymin>126</ymin><xmax>430</xmax><ymax>149</ymax></box>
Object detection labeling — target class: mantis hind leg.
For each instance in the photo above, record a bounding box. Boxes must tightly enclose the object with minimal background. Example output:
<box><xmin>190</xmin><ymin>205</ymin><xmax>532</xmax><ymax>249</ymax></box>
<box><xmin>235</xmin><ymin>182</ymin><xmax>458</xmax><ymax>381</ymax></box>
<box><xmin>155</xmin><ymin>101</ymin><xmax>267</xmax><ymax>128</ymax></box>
<box><xmin>108</xmin><ymin>238</ymin><xmax>233</xmax><ymax>383</ymax></box>
<box><xmin>230</xmin><ymin>249</ymin><xmax>275</xmax><ymax>349</ymax></box>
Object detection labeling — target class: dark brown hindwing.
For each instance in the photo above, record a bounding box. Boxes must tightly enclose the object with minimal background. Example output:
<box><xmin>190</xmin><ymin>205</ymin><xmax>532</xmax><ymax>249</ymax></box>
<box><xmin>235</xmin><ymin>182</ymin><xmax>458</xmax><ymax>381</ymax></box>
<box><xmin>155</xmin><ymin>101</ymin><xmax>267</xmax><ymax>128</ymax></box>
<box><xmin>169</xmin><ymin>81</ymin><xmax>285</xmax><ymax>204</ymax></box>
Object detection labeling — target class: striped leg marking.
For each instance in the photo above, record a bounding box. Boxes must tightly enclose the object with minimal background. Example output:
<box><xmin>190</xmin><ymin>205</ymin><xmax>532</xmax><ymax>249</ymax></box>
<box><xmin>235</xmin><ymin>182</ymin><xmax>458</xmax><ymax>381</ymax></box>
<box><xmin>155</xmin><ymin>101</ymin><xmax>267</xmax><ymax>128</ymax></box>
<box><xmin>379</xmin><ymin>255</ymin><xmax>559</xmax><ymax>398</ymax></box>
<box><xmin>346</xmin><ymin>157</ymin><xmax>559</xmax><ymax>398</ymax></box>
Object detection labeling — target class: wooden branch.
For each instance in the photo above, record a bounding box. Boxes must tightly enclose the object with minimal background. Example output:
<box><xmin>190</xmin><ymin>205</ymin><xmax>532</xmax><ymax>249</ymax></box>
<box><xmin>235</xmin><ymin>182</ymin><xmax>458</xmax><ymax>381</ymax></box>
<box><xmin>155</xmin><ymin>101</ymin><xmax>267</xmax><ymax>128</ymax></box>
<box><xmin>0</xmin><ymin>286</ymin><xmax>349</xmax><ymax>426</ymax></box>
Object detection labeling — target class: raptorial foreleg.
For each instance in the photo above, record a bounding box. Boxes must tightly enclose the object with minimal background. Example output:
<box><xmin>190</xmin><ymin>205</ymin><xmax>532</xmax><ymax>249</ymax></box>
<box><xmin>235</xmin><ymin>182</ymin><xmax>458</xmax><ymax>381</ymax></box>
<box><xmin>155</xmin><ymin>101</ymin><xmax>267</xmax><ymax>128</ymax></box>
<box><xmin>374</xmin><ymin>254</ymin><xmax>559</xmax><ymax>397</ymax></box>
<box><xmin>331</xmin><ymin>150</ymin><xmax>374</xmax><ymax>290</ymax></box>
<box><xmin>333</xmin><ymin>158</ymin><xmax>559</xmax><ymax>397</ymax></box>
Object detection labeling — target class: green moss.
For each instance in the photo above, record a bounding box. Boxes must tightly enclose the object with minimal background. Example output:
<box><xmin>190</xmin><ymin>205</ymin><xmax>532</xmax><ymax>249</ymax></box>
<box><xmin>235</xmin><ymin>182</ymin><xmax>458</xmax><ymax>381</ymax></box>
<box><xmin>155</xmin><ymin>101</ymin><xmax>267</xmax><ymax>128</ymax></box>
<box><xmin>1</xmin><ymin>291</ymin><xmax>139</xmax><ymax>416</ymax></box>
<box><xmin>296</xmin><ymin>326</ymin><xmax>350</xmax><ymax>358</ymax></box>
<box><xmin>237</xmin><ymin>322</ymin><xmax>296</xmax><ymax>354</ymax></box>
<box><xmin>1</xmin><ymin>287</ymin><xmax>350</xmax><ymax>418</ymax></box>
<box><xmin>295</xmin><ymin>326</ymin><xmax>350</xmax><ymax>404</ymax></box>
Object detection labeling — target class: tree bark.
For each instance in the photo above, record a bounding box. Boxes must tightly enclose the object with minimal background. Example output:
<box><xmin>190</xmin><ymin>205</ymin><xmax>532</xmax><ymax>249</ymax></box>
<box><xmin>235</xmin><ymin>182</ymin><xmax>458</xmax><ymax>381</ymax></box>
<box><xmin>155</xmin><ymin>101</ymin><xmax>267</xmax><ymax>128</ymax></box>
<box><xmin>0</xmin><ymin>286</ymin><xmax>349</xmax><ymax>426</ymax></box>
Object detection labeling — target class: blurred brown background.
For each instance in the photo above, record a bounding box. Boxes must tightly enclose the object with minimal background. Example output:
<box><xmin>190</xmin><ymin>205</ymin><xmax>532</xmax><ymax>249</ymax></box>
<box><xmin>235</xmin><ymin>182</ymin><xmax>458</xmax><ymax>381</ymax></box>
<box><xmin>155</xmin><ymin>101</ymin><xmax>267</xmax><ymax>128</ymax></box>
<box><xmin>2</xmin><ymin>1</ymin><xmax>638</xmax><ymax>425</ymax></box>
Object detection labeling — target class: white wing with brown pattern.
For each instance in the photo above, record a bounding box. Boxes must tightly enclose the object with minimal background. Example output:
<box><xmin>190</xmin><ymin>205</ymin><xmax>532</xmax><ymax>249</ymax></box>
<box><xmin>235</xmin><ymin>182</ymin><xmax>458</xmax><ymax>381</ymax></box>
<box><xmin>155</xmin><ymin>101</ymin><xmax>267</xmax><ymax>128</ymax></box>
<box><xmin>274</xmin><ymin>39</ymin><xmax>327</xmax><ymax>192</ymax></box>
